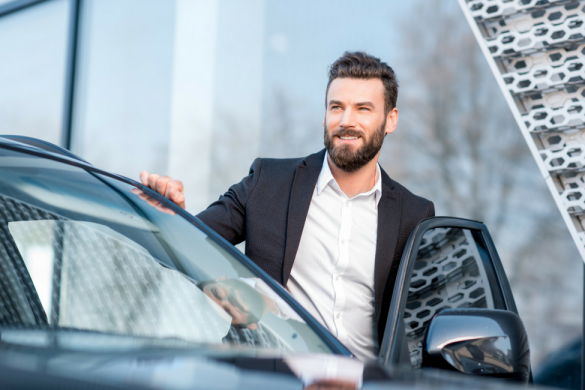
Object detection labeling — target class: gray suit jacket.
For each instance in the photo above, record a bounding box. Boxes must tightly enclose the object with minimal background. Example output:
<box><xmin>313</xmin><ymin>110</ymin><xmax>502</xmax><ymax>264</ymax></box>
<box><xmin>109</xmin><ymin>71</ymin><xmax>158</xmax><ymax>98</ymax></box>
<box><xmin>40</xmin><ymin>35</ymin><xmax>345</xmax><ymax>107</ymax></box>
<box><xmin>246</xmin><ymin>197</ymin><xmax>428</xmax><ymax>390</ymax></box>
<box><xmin>197</xmin><ymin>149</ymin><xmax>434</xmax><ymax>345</ymax></box>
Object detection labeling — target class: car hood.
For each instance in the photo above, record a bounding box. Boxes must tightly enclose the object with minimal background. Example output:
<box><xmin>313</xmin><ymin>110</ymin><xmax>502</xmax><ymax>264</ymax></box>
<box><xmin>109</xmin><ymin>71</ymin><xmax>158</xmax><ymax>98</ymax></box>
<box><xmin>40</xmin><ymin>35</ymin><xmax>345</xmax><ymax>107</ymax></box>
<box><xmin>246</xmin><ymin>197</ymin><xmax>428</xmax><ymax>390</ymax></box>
<box><xmin>0</xmin><ymin>328</ymin><xmax>551</xmax><ymax>390</ymax></box>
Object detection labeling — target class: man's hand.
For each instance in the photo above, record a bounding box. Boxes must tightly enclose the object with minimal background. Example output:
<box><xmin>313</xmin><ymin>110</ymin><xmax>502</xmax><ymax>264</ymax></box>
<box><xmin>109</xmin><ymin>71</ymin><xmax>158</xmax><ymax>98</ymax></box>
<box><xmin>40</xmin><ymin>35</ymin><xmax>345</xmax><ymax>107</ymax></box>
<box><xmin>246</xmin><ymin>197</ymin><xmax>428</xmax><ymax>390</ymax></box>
<box><xmin>130</xmin><ymin>171</ymin><xmax>186</xmax><ymax>215</ymax></box>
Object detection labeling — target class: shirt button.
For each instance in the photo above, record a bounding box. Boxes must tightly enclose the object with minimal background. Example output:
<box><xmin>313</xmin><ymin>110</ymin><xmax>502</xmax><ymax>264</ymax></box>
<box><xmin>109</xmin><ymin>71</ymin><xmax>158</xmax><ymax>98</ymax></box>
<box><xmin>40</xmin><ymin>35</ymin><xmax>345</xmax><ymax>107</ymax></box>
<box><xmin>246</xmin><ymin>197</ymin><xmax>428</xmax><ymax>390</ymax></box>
<box><xmin>341</xmin><ymin>239</ymin><xmax>345</xmax><ymax>244</ymax></box>
<box><xmin>336</xmin><ymin>313</ymin><xmax>341</xmax><ymax>319</ymax></box>
<box><xmin>345</xmin><ymin>202</ymin><xmax>350</xmax><ymax>207</ymax></box>
<box><xmin>336</xmin><ymin>276</ymin><xmax>340</xmax><ymax>281</ymax></box>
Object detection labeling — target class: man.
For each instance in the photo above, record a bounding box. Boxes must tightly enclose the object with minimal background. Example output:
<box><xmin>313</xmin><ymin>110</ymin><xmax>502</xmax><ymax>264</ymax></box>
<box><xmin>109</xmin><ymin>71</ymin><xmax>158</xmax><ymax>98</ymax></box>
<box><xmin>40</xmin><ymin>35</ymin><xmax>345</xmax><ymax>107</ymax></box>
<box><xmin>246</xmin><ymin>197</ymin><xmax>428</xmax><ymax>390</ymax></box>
<box><xmin>139</xmin><ymin>51</ymin><xmax>434</xmax><ymax>361</ymax></box>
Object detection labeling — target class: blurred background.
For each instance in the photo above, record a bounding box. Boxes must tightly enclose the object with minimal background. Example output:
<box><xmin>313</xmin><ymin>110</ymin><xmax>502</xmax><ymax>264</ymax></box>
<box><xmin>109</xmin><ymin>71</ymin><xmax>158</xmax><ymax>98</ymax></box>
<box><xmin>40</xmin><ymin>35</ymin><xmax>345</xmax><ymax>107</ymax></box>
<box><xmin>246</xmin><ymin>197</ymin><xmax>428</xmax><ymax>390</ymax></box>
<box><xmin>0</xmin><ymin>0</ymin><xmax>582</xmax><ymax>384</ymax></box>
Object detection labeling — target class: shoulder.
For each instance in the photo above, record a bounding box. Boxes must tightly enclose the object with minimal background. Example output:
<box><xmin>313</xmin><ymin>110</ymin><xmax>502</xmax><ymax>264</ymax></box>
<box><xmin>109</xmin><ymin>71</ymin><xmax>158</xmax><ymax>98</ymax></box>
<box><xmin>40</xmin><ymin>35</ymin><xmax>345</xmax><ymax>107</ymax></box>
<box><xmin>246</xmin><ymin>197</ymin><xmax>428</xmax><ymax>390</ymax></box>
<box><xmin>392</xmin><ymin>179</ymin><xmax>431</xmax><ymax>205</ymax></box>
<box><xmin>254</xmin><ymin>149</ymin><xmax>326</xmax><ymax>177</ymax></box>
<box><xmin>381</xmin><ymin>169</ymin><xmax>434</xmax><ymax>217</ymax></box>
<box><xmin>257</xmin><ymin>156</ymin><xmax>305</xmax><ymax>172</ymax></box>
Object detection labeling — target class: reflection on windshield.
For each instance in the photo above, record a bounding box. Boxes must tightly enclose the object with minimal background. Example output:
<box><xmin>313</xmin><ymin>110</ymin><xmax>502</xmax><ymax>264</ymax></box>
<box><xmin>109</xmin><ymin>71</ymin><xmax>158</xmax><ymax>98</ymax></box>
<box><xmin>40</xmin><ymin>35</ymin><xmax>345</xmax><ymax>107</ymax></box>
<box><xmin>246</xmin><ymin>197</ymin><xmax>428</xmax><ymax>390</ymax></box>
<box><xmin>10</xmin><ymin>220</ymin><xmax>233</xmax><ymax>344</ymax></box>
<box><xmin>0</xmin><ymin>149</ymin><xmax>331</xmax><ymax>355</ymax></box>
<box><xmin>200</xmin><ymin>277</ymin><xmax>304</xmax><ymax>330</ymax></box>
<box><xmin>200</xmin><ymin>278</ymin><xmax>265</xmax><ymax>330</ymax></box>
<box><xmin>131</xmin><ymin>186</ymin><xmax>177</xmax><ymax>215</ymax></box>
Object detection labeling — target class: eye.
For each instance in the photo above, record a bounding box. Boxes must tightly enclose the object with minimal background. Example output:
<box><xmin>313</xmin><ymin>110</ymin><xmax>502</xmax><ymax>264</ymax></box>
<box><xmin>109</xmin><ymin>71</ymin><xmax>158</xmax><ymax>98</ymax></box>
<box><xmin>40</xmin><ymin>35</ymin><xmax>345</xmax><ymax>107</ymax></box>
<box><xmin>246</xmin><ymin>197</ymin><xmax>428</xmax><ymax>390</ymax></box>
<box><xmin>359</xmin><ymin>107</ymin><xmax>370</xmax><ymax>111</ymax></box>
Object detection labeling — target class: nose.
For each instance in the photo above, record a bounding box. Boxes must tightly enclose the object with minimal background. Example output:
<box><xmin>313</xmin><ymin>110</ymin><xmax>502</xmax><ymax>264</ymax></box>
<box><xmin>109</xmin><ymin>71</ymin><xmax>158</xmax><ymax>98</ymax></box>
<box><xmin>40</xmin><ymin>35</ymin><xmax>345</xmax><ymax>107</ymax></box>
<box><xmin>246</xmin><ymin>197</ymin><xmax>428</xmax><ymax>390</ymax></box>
<box><xmin>339</xmin><ymin>107</ymin><xmax>357</xmax><ymax>128</ymax></box>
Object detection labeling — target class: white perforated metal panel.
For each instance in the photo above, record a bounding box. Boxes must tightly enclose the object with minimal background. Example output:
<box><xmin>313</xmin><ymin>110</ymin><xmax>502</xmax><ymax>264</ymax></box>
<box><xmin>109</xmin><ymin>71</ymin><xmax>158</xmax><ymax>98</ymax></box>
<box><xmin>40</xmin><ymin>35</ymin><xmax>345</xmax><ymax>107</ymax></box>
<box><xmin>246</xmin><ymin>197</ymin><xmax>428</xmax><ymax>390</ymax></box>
<box><xmin>459</xmin><ymin>0</ymin><xmax>585</xmax><ymax>261</ymax></box>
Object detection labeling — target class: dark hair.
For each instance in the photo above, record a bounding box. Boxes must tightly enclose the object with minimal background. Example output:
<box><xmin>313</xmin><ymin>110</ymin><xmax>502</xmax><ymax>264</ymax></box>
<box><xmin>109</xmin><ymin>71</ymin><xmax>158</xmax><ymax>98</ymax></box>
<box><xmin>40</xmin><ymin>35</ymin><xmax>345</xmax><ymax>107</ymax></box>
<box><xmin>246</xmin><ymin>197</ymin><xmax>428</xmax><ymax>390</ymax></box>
<box><xmin>326</xmin><ymin>51</ymin><xmax>399</xmax><ymax>114</ymax></box>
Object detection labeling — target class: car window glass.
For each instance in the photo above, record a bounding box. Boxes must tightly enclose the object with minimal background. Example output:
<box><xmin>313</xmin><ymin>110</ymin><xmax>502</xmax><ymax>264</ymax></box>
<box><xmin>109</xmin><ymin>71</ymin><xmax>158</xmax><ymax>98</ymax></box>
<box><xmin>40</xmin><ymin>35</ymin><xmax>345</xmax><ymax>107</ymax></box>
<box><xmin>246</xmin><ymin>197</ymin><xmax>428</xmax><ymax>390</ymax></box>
<box><xmin>9</xmin><ymin>220</ymin><xmax>233</xmax><ymax>344</ymax></box>
<box><xmin>404</xmin><ymin>227</ymin><xmax>505</xmax><ymax>367</ymax></box>
<box><xmin>0</xmin><ymin>150</ymin><xmax>333</xmax><ymax>356</ymax></box>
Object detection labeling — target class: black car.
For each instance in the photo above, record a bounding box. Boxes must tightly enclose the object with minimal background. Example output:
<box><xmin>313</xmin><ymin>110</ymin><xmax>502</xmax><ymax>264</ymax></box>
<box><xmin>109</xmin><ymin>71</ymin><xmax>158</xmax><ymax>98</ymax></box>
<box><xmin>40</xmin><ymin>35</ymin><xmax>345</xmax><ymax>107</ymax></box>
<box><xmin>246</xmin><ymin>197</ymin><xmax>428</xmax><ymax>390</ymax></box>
<box><xmin>0</xmin><ymin>135</ymin><xmax>535</xmax><ymax>389</ymax></box>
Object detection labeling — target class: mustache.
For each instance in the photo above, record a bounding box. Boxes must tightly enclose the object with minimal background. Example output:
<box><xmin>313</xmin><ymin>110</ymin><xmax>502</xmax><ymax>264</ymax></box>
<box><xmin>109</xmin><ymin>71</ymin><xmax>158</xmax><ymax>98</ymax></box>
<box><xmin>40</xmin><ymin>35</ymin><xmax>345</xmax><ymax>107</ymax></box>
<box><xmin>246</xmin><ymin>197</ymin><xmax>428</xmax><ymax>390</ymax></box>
<box><xmin>331</xmin><ymin>129</ymin><xmax>364</xmax><ymax>138</ymax></box>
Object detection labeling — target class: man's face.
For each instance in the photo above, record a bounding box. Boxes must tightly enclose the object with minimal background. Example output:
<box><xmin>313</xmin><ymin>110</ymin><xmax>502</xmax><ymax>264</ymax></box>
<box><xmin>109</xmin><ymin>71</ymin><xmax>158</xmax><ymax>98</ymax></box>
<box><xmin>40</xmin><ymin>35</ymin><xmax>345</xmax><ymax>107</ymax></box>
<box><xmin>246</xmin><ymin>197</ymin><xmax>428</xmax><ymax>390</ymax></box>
<box><xmin>202</xmin><ymin>280</ymin><xmax>260</xmax><ymax>329</ymax></box>
<box><xmin>324</xmin><ymin>78</ymin><xmax>398</xmax><ymax>172</ymax></box>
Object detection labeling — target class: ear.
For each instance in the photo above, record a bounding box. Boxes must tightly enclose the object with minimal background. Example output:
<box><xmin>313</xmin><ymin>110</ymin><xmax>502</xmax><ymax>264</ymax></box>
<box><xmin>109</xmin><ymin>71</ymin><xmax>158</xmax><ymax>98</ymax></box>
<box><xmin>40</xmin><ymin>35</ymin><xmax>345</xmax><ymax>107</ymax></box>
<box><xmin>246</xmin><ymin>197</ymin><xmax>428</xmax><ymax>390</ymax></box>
<box><xmin>246</xmin><ymin>323</ymin><xmax>259</xmax><ymax>330</ymax></box>
<box><xmin>384</xmin><ymin>107</ymin><xmax>399</xmax><ymax>135</ymax></box>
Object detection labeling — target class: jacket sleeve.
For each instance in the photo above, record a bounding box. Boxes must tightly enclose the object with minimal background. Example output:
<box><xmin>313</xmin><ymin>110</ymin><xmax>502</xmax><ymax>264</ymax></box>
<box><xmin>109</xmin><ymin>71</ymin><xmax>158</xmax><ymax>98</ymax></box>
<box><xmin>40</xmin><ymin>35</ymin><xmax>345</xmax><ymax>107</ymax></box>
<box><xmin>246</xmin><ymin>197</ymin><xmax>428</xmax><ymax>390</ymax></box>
<box><xmin>195</xmin><ymin>158</ymin><xmax>262</xmax><ymax>245</ymax></box>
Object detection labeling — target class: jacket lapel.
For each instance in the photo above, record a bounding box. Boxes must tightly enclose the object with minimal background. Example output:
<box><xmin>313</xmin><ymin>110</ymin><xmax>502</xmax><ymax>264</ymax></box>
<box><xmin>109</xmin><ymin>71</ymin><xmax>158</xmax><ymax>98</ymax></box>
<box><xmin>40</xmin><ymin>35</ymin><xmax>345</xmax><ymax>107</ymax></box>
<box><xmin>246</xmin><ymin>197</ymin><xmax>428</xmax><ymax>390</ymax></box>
<box><xmin>281</xmin><ymin>149</ymin><xmax>325</xmax><ymax>285</ymax></box>
<box><xmin>374</xmin><ymin>170</ymin><xmax>402</xmax><ymax>327</ymax></box>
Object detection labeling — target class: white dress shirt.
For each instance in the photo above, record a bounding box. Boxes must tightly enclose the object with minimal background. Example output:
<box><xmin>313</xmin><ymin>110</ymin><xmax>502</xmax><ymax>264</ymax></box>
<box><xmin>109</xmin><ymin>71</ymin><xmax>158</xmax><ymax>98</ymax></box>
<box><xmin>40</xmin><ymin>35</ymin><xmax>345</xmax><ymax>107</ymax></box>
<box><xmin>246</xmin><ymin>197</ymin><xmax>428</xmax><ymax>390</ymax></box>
<box><xmin>286</xmin><ymin>153</ymin><xmax>381</xmax><ymax>361</ymax></box>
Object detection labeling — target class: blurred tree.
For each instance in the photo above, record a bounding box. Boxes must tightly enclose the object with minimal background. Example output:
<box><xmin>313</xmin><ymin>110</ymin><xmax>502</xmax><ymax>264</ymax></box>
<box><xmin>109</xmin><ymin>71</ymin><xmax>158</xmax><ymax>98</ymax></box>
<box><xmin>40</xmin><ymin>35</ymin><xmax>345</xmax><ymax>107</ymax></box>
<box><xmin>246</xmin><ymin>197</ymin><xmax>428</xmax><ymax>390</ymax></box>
<box><xmin>381</xmin><ymin>1</ymin><xmax>583</xmax><ymax>367</ymax></box>
<box><xmin>259</xmin><ymin>87</ymin><xmax>321</xmax><ymax>158</ymax></box>
<box><xmin>383</xmin><ymin>2</ymin><xmax>531</xmax><ymax>233</ymax></box>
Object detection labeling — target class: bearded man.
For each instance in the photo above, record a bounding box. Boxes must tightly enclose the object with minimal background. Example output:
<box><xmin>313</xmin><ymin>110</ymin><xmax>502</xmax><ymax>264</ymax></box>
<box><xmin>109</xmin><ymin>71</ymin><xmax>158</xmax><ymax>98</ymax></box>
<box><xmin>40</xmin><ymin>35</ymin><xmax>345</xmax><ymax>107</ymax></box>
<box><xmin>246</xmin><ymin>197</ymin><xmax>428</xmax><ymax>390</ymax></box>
<box><xmin>139</xmin><ymin>51</ymin><xmax>434</xmax><ymax>362</ymax></box>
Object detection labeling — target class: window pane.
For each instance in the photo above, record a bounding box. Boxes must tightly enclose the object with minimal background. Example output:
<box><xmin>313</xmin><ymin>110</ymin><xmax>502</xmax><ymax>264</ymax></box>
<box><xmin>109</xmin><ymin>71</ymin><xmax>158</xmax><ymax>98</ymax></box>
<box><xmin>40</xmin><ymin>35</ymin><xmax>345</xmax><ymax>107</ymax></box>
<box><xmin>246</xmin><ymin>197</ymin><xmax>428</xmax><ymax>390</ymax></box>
<box><xmin>71</xmin><ymin>0</ymin><xmax>175</xmax><ymax>179</ymax></box>
<box><xmin>68</xmin><ymin>0</ymin><xmax>403</xmax><ymax>213</ymax></box>
<box><xmin>0</xmin><ymin>0</ymin><xmax>69</xmax><ymax>145</ymax></box>
<box><xmin>404</xmin><ymin>227</ymin><xmax>505</xmax><ymax>367</ymax></box>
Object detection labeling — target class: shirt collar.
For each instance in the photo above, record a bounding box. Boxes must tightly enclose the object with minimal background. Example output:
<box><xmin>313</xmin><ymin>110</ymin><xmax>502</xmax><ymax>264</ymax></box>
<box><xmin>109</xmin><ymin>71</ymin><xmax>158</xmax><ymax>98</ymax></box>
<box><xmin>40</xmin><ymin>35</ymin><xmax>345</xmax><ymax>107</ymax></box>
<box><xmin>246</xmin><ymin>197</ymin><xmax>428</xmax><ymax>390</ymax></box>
<box><xmin>317</xmin><ymin>152</ymin><xmax>383</xmax><ymax>206</ymax></box>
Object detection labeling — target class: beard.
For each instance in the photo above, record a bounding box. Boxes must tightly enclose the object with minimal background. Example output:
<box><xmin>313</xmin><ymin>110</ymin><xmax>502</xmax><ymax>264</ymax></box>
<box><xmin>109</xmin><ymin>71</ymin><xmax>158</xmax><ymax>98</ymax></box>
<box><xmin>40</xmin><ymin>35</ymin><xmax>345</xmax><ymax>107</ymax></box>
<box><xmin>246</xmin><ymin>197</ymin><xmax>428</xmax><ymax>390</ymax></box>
<box><xmin>324</xmin><ymin>119</ymin><xmax>386</xmax><ymax>173</ymax></box>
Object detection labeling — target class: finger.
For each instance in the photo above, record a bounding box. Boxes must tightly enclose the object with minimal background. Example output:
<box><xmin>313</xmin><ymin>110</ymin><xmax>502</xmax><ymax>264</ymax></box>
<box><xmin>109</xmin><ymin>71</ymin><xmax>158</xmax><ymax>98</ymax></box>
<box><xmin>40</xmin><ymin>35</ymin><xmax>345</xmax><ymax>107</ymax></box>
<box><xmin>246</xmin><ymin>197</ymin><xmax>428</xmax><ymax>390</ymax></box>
<box><xmin>169</xmin><ymin>179</ymin><xmax>184</xmax><ymax>194</ymax></box>
<box><xmin>131</xmin><ymin>187</ymin><xmax>152</xmax><ymax>201</ymax></box>
<box><xmin>168</xmin><ymin>187</ymin><xmax>186</xmax><ymax>209</ymax></box>
<box><xmin>155</xmin><ymin>203</ymin><xmax>177</xmax><ymax>215</ymax></box>
<box><xmin>138</xmin><ymin>193</ymin><xmax>153</xmax><ymax>201</ymax></box>
<box><xmin>140</xmin><ymin>171</ymin><xmax>150</xmax><ymax>186</ymax></box>
<box><xmin>145</xmin><ymin>197</ymin><xmax>162</xmax><ymax>207</ymax></box>
<box><xmin>147</xmin><ymin>174</ymin><xmax>160</xmax><ymax>190</ymax></box>
<box><xmin>164</xmin><ymin>180</ymin><xmax>183</xmax><ymax>199</ymax></box>
<box><xmin>156</xmin><ymin>176</ymin><xmax>173</xmax><ymax>198</ymax></box>
<box><xmin>132</xmin><ymin>183</ymin><xmax>177</xmax><ymax>215</ymax></box>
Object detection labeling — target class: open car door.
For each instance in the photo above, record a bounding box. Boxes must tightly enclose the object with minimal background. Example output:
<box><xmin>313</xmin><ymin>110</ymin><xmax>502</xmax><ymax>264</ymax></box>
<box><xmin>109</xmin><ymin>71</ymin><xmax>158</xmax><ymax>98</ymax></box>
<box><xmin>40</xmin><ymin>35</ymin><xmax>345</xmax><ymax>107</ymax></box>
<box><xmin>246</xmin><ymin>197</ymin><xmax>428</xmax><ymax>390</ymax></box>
<box><xmin>379</xmin><ymin>217</ymin><xmax>528</xmax><ymax>380</ymax></box>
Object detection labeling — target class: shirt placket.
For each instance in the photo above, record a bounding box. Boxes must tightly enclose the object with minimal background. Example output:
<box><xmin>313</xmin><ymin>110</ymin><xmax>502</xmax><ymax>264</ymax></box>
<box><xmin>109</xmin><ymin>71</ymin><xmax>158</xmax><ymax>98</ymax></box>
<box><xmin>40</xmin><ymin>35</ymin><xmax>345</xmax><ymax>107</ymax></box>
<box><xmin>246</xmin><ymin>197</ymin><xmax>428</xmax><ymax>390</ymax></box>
<box><xmin>332</xmin><ymin>198</ymin><xmax>351</xmax><ymax>341</ymax></box>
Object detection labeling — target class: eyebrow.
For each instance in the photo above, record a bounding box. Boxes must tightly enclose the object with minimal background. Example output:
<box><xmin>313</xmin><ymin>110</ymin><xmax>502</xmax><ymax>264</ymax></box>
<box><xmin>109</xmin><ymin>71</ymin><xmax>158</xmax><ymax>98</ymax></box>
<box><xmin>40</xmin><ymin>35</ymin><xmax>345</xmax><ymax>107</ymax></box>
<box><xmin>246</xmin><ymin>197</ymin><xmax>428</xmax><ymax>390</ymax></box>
<box><xmin>328</xmin><ymin>100</ymin><xmax>376</xmax><ymax>108</ymax></box>
<box><xmin>355</xmin><ymin>101</ymin><xmax>375</xmax><ymax>108</ymax></box>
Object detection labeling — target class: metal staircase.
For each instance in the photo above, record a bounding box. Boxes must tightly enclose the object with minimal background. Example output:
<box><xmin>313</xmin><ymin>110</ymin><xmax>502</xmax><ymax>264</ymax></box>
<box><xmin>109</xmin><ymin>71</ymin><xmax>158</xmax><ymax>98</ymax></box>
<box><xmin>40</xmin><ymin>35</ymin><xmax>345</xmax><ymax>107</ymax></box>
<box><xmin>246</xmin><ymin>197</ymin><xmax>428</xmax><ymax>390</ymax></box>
<box><xmin>459</xmin><ymin>0</ymin><xmax>585</xmax><ymax>260</ymax></box>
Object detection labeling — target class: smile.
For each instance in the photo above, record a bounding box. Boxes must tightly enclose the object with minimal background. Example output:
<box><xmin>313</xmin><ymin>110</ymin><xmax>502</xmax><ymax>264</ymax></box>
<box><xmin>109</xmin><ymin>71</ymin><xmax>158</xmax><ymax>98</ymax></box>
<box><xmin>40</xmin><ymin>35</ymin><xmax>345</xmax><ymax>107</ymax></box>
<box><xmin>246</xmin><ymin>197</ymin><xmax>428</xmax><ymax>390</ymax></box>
<box><xmin>339</xmin><ymin>136</ymin><xmax>359</xmax><ymax>140</ymax></box>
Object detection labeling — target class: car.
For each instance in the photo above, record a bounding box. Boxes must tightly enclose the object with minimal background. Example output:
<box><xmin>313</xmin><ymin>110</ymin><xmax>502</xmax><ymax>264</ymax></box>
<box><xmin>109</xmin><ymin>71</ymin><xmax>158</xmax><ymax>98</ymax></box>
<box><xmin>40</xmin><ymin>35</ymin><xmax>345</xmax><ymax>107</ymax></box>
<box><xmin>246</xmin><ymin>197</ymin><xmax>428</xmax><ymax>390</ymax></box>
<box><xmin>534</xmin><ymin>337</ymin><xmax>581</xmax><ymax>390</ymax></box>
<box><xmin>0</xmin><ymin>135</ymin><xmax>537</xmax><ymax>389</ymax></box>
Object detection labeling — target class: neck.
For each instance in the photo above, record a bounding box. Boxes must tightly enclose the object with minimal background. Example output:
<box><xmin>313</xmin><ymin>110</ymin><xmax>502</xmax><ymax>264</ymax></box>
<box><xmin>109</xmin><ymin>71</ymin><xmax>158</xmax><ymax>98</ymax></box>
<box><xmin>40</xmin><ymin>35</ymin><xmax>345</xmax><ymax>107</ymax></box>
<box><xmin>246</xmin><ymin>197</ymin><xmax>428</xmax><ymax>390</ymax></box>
<box><xmin>327</xmin><ymin>153</ymin><xmax>380</xmax><ymax>198</ymax></box>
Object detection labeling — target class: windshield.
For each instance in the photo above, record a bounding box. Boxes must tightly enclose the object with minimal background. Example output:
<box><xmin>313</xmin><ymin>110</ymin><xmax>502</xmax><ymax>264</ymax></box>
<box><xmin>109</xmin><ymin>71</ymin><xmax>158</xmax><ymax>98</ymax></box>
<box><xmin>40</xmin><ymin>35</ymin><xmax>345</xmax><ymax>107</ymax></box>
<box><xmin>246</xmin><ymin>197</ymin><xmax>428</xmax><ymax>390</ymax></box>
<box><xmin>0</xmin><ymin>148</ymin><xmax>334</xmax><ymax>356</ymax></box>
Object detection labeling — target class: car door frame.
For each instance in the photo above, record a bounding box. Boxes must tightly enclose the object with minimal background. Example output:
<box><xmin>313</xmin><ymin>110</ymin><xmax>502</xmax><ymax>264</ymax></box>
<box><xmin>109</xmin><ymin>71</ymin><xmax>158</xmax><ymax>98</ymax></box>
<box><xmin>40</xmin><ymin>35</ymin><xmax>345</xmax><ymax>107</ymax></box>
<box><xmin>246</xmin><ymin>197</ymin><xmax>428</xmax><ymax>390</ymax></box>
<box><xmin>379</xmin><ymin>216</ymin><xmax>519</xmax><ymax>366</ymax></box>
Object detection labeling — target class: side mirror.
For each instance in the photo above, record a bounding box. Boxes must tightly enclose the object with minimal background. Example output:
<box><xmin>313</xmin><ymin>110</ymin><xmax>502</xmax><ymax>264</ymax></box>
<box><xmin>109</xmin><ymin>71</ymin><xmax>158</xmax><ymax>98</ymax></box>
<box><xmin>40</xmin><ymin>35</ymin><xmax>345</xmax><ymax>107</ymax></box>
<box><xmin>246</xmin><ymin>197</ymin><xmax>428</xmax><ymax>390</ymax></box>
<box><xmin>422</xmin><ymin>309</ymin><xmax>530</xmax><ymax>382</ymax></box>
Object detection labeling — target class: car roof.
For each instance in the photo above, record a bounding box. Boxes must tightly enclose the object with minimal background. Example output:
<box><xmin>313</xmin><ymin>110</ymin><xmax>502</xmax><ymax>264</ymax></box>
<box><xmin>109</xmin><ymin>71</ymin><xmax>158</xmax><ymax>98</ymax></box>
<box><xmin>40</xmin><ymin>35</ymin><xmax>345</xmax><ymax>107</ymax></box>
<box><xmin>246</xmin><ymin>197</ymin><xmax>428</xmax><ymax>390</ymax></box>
<box><xmin>0</xmin><ymin>135</ymin><xmax>90</xmax><ymax>164</ymax></box>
